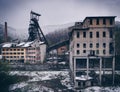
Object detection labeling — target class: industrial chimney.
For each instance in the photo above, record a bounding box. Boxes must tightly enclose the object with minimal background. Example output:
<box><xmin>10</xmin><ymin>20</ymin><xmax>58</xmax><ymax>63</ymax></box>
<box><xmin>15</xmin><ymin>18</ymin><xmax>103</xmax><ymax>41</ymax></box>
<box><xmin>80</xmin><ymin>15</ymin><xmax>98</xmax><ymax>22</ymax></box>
<box><xmin>4</xmin><ymin>22</ymin><xmax>8</xmax><ymax>42</ymax></box>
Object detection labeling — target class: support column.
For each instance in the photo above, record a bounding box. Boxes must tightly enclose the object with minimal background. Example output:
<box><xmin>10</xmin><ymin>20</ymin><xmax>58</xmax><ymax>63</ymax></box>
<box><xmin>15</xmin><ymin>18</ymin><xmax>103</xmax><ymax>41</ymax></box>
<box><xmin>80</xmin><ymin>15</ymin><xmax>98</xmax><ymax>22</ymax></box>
<box><xmin>74</xmin><ymin>57</ymin><xmax>77</xmax><ymax>87</ymax></box>
<box><xmin>87</xmin><ymin>57</ymin><xmax>89</xmax><ymax>79</ymax></box>
<box><xmin>99</xmin><ymin>57</ymin><xmax>102</xmax><ymax>85</ymax></box>
<box><xmin>112</xmin><ymin>56</ymin><xmax>115</xmax><ymax>85</ymax></box>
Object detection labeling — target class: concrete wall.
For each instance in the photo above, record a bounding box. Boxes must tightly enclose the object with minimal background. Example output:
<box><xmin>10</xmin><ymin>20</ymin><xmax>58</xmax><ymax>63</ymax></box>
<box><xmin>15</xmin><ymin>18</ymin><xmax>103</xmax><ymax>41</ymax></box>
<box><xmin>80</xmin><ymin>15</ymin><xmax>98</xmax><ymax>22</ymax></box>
<box><xmin>40</xmin><ymin>44</ymin><xmax>46</xmax><ymax>63</ymax></box>
<box><xmin>83</xmin><ymin>17</ymin><xmax>115</xmax><ymax>28</ymax></box>
<box><xmin>72</xmin><ymin>27</ymin><xmax>113</xmax><ymax>57</ymax></box>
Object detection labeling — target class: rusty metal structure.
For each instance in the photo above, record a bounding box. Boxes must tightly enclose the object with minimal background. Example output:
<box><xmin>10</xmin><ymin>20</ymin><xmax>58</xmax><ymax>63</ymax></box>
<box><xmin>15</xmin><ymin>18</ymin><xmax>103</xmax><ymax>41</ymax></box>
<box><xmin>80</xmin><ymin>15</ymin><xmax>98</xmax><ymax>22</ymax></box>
<box><xmin>28</xmin><ymin>11</ymin><xmax>48</xmax><ymax>46</ymax></box>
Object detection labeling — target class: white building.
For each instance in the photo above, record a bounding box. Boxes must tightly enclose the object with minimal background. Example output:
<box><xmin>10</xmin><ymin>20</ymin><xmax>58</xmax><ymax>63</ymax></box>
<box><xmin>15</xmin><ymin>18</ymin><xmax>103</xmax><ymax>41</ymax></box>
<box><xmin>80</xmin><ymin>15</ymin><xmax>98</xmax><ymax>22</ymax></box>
<box><xmin>2</xmin><ymin>40</ymin><xmax>46</xmax><ymax>63</ymax></box>
<box><xmin>69</xmin><ymin>16</ymin><xmax>116</xmax><ymax>90</ymax></box>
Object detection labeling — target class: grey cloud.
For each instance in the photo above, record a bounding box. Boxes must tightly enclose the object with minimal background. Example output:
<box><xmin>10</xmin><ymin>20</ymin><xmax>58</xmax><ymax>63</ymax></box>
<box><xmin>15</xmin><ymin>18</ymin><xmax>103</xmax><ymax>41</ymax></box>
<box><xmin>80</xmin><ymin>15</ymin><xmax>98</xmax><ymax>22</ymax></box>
<box><xmin>0</xmin><ymin>0</ymin><xmax>120</xmax><ymax>30</ymax></box>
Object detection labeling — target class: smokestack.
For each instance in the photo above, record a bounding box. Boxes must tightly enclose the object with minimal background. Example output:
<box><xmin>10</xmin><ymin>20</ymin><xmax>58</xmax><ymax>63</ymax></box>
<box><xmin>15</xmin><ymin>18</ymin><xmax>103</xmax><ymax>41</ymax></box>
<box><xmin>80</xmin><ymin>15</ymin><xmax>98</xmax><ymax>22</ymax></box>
<box><xmin>4</xmin><ymin>22</ymin><xmax>7</xmax><ymax>42</ymax></box>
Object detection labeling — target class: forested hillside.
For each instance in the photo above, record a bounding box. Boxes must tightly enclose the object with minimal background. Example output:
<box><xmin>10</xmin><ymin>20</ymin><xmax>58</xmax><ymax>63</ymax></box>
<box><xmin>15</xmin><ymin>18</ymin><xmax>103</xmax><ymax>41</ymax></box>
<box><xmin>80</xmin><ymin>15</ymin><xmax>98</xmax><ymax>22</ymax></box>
<box><xmin>45</xmin><ymin>28</ymin><xmax>69</xmax><ymax>46</ymax></box>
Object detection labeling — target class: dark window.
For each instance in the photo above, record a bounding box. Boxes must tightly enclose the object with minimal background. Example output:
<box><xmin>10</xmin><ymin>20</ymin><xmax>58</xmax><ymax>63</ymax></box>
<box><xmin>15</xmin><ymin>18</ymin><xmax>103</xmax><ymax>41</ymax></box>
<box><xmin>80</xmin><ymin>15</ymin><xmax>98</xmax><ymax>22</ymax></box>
<box><xmin>96</xmin><ymin>18</ymin><xmax>99</xmax><ymax>25</ymax></box>
<box><xmin>96</xmin><ymin>50</ymin><xmax>99</xmax><ymax>54</ymax></box>
<box><xmin>103</xmin><ymin>18</ymin><xmax>106</xmax><ymax>25</ymax></box>
<box><xmin>90</xmin><ymin>32</ymin><xmax>93</xmax><ymax>38</ymax></box>
<box><xmin>109</xmin><ymin>31</ymin><xmax>113</xmax><ymax>38</ymax></box>
<box><xmin>61</xmin><ymin>48</ymin><xmax>65</xmax><ymax>50</ymax></box>
<box><xmin>78</xmin><ymin>82</ymin><xmax>81</xmax><ymax>86</ymax></box>
<box><xmin>90</xmin><ymin>19</ymin><xmax>92</xmax><ymax>25</ymax></box>
<box><xmin>110</xmin><ymin>18</ymin><xmax>113</xmax><ymax>25</ymax></box>
<box><xmin>96</xmin><ymin>32</ymin><xmax>99</xmax><ymax>38</ymax></box>
<box><xmin>90</xmin><ymin>50</ymin><xmax>95</xmax><ymax>56</ymax></box>
<box><xmin>77</xmin><ymin>32</ymin><xmax>80</xmax><ymax>38</ymax></box>
<box><xmin>83</xmin><ymin>32</ymin><xmax>86</xmax><ymax>38</ymax></box>
<box><xmin>76</xmin><ymin>59</ymin><xmax>87</xmax><ymax>68</ymax></box>
<box><xmin>96</xmin><ymin>43</ymin><xmax>99</xmax><ymax>48</ymax></box>
<box><xmin>77</xmin><ymin>50</ymin><xmax>80</xmax><ymax>54</ymax></box>
<box><xmin>83</xmin><ymin>43</ymin><xmax>86</xmax><ymax>48</ymax></box>
<box><xmin>83</xmin><ymin>50</ymin><xmax>86</xmax><ymax>53</ymax></box>
<box><xmin>77</xmin><ymin>43</ymin><xmax>80</xmax><ymax>48</ymax></box>
<box><xmin>83</xmin><ymin>81</ymin><xmax>85</xmax><ymax>86</ymax></box>
<box><xmin>90</xmin><ymin>43</ymin><xmax>93</xmax><ymax>48</ymax></box>
<box><xmin>103</xmin><ymin>49</ymin><xmax>106</xmax><ymax>54</ymax></box>
<box><xmin>103</xmin><ymin>32</ymin><xmax>106</xmax><ymax>37</ymax></box>
<box><xmin>109</xmin><ymin>43</ymin><xmax>114</xmax><ymax>54</ymax></box>
<box><xmin>103</xmin><ymin>43</ymin><xmax>106</xmax><ymax>48</ymax></box>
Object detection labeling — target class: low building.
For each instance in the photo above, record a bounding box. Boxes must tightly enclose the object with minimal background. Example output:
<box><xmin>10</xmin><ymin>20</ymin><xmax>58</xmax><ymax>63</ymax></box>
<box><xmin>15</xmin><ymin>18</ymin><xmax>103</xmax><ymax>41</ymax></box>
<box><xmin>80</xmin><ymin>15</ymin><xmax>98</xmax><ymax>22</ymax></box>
<box><xmin>57</xmin><ymin>45</ymin><xmax>68</xmax><ymax>56</ymax></box>
<box><xmin>48</xmin><ymin>40</ymin><xmax>69</xmax><ymax>62</ymax></box>
<box><xmin>69</xmin><ymin>16</ymin><xmax>116</xmax><ymax>90</ymax></box>
<box><xmin>1</xmin><ymin>40</ymin><xmax>46</xmax><ymax>63</ymax></box>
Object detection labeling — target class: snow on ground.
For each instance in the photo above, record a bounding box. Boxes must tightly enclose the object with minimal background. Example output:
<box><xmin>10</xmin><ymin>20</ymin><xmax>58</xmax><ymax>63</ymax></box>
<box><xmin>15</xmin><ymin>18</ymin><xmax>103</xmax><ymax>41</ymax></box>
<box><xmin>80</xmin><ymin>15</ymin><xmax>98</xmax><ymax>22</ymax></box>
<box><xmin>85</xmin><ymin>86</ymin><xmax>120</xmax><ymax>92</ymax></box>
<box><xmin>9</xmin><ymin>71</ymin><xmax>70</xmax><ymax>82</ymax></box>
<box><xmin>85</xmin><ymin>86</ymin><xmax>101</xmax><ymax>92</ymax></box>
<box><xmin>9</xmin><ymin>82</ymin><xmax>28</xmax><ymax>90</ymax></box>
<box><xmin>9</xmin><ymin>70</ymin><xmax>120</xmax><ymax>92</ymax></box>
<box><xmin>9</xmin><ymin>71</ymin><xmax>72</xmax><ymax>92</ymax></box>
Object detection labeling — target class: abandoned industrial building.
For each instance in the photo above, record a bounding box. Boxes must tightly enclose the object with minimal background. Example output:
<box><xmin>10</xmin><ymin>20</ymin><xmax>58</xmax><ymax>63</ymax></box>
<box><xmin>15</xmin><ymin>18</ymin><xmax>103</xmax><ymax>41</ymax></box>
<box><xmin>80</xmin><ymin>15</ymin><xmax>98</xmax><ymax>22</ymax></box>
<box><xmin>69</xmin><ymin>16</ymin><xmax>116</xmax><ymax>90</ymax></box>
<box><xmin>2</xmin><ymin>40</ymin><xmax>46</xmax><ymax>63</ymax></box>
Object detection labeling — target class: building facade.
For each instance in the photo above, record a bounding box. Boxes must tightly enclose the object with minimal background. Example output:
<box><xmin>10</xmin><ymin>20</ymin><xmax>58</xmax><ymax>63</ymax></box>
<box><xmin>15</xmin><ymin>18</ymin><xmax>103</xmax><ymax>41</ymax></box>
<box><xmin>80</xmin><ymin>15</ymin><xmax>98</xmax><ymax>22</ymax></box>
<box><xmin>69</xmin><ymin>16</ymin><xmax>116</xmax><ymax>90</ymax></box>
<box><xmin>2</xmin><ymin>40</ymin><xmax>46</xmax><ymax>63</ymax></box>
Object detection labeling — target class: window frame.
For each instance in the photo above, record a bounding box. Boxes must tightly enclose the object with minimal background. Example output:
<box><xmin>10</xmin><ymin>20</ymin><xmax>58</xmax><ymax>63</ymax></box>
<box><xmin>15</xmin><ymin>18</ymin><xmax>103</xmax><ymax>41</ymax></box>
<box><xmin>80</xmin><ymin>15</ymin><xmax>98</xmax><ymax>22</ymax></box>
<box><xmin>76</xmin><ymin>31</ymin><xmax>80</xmax><ymax>38</ymax></box>
<box><xmin>83</xmin><ymin>32</ymin><xmax>86</xmax><ymax>38</ymax></box>
<box><xmin>90</xmin><ymin>43</ymin><xmax>93</xmax><ymax>48</ymax></box>
<box><xmin>103</xmin><ymin>31</ymin><xmax>106</xmax><ymax>37</ymax></box>
<box><xmin>96</xmin><ymin>18</ymin><xmax>99</xmax><ymax>25</ymax></box>
<box><xmin>90</xmin><ymin>32</ymin><xmax>93</xmax><ymax>38</ymax></box>
<box><xmin>96</xmin><ymin>32</ymin><xmax>99</xmax><ymax>38</ymax></box>
<box><xmin>83</xmin><ymin>43</ymin><xmax>86</xmax><ymax>48</ymax></box>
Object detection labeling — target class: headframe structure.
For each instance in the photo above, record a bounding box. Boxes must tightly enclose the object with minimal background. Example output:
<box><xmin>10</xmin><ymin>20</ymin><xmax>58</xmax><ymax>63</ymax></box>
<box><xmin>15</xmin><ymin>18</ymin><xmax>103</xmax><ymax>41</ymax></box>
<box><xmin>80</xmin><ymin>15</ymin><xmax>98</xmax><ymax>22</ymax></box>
<box><xmin>28</xmin><ymin>11</ymin><xmax>48</xmax><ymax>46</ymax></box>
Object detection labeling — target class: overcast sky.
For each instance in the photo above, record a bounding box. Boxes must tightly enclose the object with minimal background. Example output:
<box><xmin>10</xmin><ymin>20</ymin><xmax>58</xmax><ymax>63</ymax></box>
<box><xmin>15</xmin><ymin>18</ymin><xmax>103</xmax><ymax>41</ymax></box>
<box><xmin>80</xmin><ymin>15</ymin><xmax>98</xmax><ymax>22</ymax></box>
<box><xmin>0</xmin><ymin>0</ymin><xmax>120</xmax><ymax>29</ymax></box>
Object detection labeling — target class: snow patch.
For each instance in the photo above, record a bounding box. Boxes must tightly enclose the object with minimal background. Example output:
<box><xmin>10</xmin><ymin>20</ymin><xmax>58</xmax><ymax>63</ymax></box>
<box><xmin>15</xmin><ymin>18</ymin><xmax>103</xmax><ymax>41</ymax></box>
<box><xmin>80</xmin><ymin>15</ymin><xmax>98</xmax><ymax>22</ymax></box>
<box><xmin>9</xmin><ymin>71</ymin><xmax>72</xmax><ymax>91</ymax></box>
<box><xmin>76</xmin><ymin>75</ymin><xmax>92</xmax><ymax>81</ymax></box>
<box><xmin>9</xmin><ymin>82</ymin><xmax>28</xmax><ymax>90</ymax></box>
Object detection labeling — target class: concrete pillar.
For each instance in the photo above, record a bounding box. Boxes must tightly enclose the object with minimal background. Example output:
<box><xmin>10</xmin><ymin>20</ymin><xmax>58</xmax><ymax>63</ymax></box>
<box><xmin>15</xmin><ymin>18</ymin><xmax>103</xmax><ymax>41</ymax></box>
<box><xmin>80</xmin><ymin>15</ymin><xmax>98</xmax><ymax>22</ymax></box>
<box><xmin>99</xmin><ymin>57</ymin><xmax>102</xmax><ymax>85</ymax></box>
<box><xmin>74</xmin><ymin>57</ymin><xmax>77</xmax><ymax>87</ymax></box>
<box><xmin>112</xmin><ymin>56</ymin><xmax>115</xmax><ymax>85</ymax></box>
<box><xmin>87</xmin><ymin>57</ymin><xmax>89</xmax><ymax>79</ymax></box>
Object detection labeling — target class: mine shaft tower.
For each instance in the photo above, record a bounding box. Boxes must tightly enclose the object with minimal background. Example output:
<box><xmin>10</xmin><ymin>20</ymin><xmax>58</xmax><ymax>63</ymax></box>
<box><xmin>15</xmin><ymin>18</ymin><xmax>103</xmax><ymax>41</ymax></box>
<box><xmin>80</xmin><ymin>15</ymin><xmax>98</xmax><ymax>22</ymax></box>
<box><xmin>28</xmin><ymin>11</ymin><xmax>48</xmax><ymax>46</ymax></box>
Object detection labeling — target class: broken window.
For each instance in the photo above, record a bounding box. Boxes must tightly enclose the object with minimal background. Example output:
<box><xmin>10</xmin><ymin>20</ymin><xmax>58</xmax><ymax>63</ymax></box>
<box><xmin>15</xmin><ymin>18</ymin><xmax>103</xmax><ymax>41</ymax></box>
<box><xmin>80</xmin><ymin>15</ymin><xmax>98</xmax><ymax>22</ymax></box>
<box><xmin>96</xmin><ymin>18</ymin><xmax>99</xmax><ymax>25</ymax></box>
<box><xmin>90</xmin><ymin>32</ymin><xmax>93</xmax><ymax>38</ymax></box>
<box><xmin>90</xmin><ymin>19</ymin><xmax>93</xmax><ymax>25</ymax></box>
<box><xmin>83</xmin><ymin>32</ymin><xmax>86</xmax><ymax>38</ymax></box>
<box><xmin>77</xmin><ymin>31</ymin><xmax>80</xmax><ymax>38</ymax></box>
<box><xmin>96</xmin><ymin>32</ymin><xmax>99</xmax><ymax>38</ymax></box>
<box><xmin>103</xmin><ymin>32</ymin><xmax>106</xmax><ymax>37</ymax></box>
